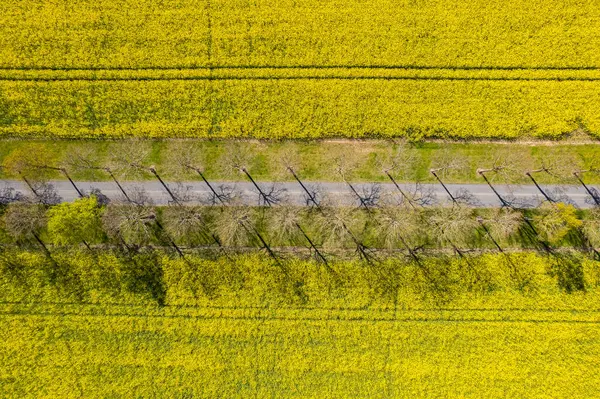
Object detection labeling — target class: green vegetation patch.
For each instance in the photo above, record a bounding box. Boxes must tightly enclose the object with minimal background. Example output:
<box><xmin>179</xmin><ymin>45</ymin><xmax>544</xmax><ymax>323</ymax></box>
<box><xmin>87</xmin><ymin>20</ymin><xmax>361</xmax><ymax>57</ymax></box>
<box><xmin>2</xmin><ymin>140</ymin><xmax>600</xmax><ymax>184</ymax></box>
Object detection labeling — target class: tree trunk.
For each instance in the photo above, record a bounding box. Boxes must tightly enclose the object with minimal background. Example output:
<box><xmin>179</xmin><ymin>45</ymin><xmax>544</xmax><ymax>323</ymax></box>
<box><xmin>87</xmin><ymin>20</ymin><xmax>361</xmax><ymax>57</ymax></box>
<box><xmin>574</xmin><ymin>172</ymin><xmax>600</xmax><ymax>206</ymax></box>
<box><xmin>106</xmin><ymin>169</ymin><xmax>132</xmax><ymax>203</ymax></box>
<box><xmin>430</xmin><ymin>170</ymin><xmax>457</xmax><ymax>204</ymax></box>
<box><xmin>385</xmin><ymin>171</ymin><xmax>417</xmax><ymax>210</ymax></box>
<box><xmin>61</xmin><ymin>169</ymin><xmax>84</xmax><ymax>198</ymax></box>
<box><xmin>479</xmin><ymin>172</ymin><xmax>511</xmax><ymax>208</ymax></box>
<box><xmin>525</xmin><ymin>172</ymin><xmax>554</xmax><ymax>203</ymax></box>
<box><xmin>242</xmin><ymin>168</ymin><xmax>274</xmax><ymax>206</ymax></box>
<box><xmin>150</xmin><ymin>167</ymin><xmax>179</xmax><ymax>205</ymax></box>
<box><xmin>288</xmin><ymin>167</ymin><xmax>319</xmax><ymax>207</ymax></box>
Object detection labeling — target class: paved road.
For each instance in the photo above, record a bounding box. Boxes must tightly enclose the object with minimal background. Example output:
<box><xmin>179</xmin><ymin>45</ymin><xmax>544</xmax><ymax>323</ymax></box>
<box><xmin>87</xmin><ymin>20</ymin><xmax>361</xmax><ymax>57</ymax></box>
<box><xmin>1</xmin><ymin>179</ymin><xmax>598</xmax><ymax>208</ymax></box>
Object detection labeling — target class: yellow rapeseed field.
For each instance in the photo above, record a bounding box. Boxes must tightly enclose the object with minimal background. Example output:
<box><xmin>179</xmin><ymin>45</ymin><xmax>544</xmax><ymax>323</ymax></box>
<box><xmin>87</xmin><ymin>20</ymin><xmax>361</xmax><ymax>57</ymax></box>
<box><xmin>1</xmin><ymin>0</ymin><xmax>600</xmax><ymax>68</ymax></box>
<box><xmin>1</xmin><ymin>0</ymin><xmax>600</xmax><ymax>139</ymax></box>
<box><xmin>2</xmin><ymin>305</ymin><xmax>600</xmax><ymax>397</ymax></box>
<box><xmin>1</xmin><ymin>78</ymin><xmax>600</xmax><ymax>139</ymax></box>
<box><xmin>1</xmin><ymin>251</ymin><xmax>600</xmax><ymax>397</ymax></box>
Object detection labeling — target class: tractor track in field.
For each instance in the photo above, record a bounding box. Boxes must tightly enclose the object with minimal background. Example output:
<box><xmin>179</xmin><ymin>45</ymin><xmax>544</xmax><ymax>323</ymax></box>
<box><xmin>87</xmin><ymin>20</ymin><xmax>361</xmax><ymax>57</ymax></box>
<box><xmin>3</xmin><ymin>65</ymin><xmax>600</xmax><ymax>81</ymax></box>
<box><xmin>2</xmin><ymin>307</ymin><xmax>600</xmax><ymax>324</ymax></box>
<box><xmin>5</xmin><ymin>76</ymin><xmax>600</xmax><ymax>82</ymax></box>
<box><xmin>2</xmin><ymin>65</ymin><xmax>600</xmax><ymax>70</ymax></box>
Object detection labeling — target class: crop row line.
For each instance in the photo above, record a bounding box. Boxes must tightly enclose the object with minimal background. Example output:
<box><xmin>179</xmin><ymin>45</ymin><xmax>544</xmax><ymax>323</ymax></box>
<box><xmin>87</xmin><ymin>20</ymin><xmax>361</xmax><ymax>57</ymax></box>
<box><xmin>2</xmin><ymin>65</ymin><xmax>600</xmax><ymax>71</ymax></box>
<box><xmin>1</xmin><ymin>310</ymin><xmax>598</xmax><ymax>323</ymax></box>
<box><xmin>4</xmin><ymin>76</ymin><xmax>600</xmax><ymax>82</ymax></box>
<box><xmin>1</xmin><ymin>301</ymin><xmax>598</xmax><ymax>313</ymax></box>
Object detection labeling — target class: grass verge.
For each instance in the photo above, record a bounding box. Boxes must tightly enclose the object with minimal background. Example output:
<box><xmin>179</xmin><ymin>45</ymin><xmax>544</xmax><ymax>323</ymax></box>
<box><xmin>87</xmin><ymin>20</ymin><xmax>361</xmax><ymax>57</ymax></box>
<box><xmin>2</xmin><ymin>139</ymin><xmax>600</xmax><ymax>184</ymax></box>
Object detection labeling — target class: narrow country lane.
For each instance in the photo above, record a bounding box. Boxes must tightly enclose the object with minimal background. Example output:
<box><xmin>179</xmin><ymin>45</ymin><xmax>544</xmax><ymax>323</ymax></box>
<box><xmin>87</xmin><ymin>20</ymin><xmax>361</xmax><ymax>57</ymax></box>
<box><xmin>1</xmin><ymin>179</ymin><xmax>596</xmax><ymax>208</ymax></box>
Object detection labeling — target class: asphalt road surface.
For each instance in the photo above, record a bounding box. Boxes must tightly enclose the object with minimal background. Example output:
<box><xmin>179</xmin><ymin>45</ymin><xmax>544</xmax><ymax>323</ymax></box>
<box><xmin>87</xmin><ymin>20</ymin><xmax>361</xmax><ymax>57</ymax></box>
<box><xmin>1</xmin><ymin>179</ymin><xmax>598</xmax><ymax>208</ymax></box>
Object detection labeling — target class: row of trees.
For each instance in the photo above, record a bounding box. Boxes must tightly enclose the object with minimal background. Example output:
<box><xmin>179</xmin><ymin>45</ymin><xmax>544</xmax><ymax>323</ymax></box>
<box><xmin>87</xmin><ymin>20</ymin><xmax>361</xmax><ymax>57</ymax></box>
<box><xmin>1</xmin><ymin>196</ymin><xmax>597</xmax><ymax>302</ymax></box>
<box><xmin>1</xmin><ymin>142</ymin><xmax>599</xmax><ymax>296</ymax></box>
<box><xmin>2</xmin><ymin>142</ymin><xmax>599</xmax><ymax>205</ymax></box>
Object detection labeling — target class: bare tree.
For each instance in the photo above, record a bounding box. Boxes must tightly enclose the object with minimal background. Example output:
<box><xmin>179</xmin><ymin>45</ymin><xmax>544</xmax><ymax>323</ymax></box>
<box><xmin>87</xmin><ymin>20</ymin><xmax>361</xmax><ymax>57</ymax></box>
<box><xmin>69</xmin><ymin>145</ymin><xmax>131</xmax><ymax>202</ymax></box>
<box><xmin>2</xmin><ymin>148</ymin><xmax>62</xmax><ymax>205</ymax></box>
<box><xmin>316</xmin><ymin>202</ymin><xmax>376</xmax><ymax>264</ymax></box>
<box><xmin>332</xmin><ymin>152</ymin><xmax>379</xmax><ymax>211</ymax></box>
<box><xmin>2</xmin><ymin>144</ymin><xmax>83</xmax><ymax>198</ymax></box>
<box><xmin>316</xmin><ymin>202</ymin><xmax>399</xmax><ymax>291</ymax></box>
<box><xmin>109</xmin><ymin>141</ymin><xmax>183</xmax><ymax>205</ymax></box>
<box><xmin>102</xmin><ymin>186</ymin><xmax>185</xmax><ymax>257</ymax></box>
<box><xmin>477</xmin><ymin>147</ymin><xmax>531</xmax><ymax>179</ymax></box>
<box><xmin>214</xmin><ymin>204</ymin><xmax>286</xmax><ymax>266</ymax></box>
<box><xmin>375</xmin><ymin>205</ymin><xmax>457</xmax><ymax>296</ymax></box>
<box><xmin>573</xmin><ymin>162</ymin><xmax>600</xmax><ymax>206</ymax></box>
<box><xmin>279</xmin><ymin>148</ymin><xmax>322</xmax><ymax>208</ymax></box>
<box><xmin>2</xmin><ymin>203</ymin><xmax>54</xmax><ymax>262</ymax></box>
<box><xmin>377</xmin><ymin>143</ymin><xmax>428</xmax><ymax>209</ymax></box>
<box><xmin>162</xmin><ymin>203</ymin><xmax>228</xmax><ymax>255</ymax></box>
<box><xmin>161</xmin><ymin>205</ymin><xmax>210</xmax><ymax>246</ymax></box>
<box><xmin>525</xmin><ymin>156</ymin><xmax>579</xmax><ymax>204</ymax></box>
<box><xmin>102</xmin><ymin>203</ymin><xmax>158</xmax><ymax>247</ymax></box>
<box><xmin>221</xmin><ymin>143</ymin><xmax>286</xmax><ymax>206</ymax></box>
<box><xmin>425</xmin><ymin>204</ymin><xmax>489</xmax><ymax>286</ymax></box>
<box><xmin>375</xmin><ymin>206</ymin><xmax>422</xmax><ymax>254</ymax></box>
<box><xmin>268</xmin><ymin>204</ymin><xmax>330</xmax><ymax>267</ymax></box>
<box><xmin>163</xmin><ymin>142</ymin><xmax>235</xmax><ymax>205</ymax></box>
<box><xmin>376</xmin><ymin>142</ymin><xmax>420</xmax><ymax>181</ymax></box>
<box><xmin>428</xmin><ymin>205</ymin><xmax>479</xmax><ymax>250</ymax></box>
<box><xmin>485</xmin><ymin>208</ymin><xmax>523</xmax><ymax>242</ymax></box>
<box><xmin>429</xmin><ymin>149</ymin><xmax>476</xmax><ymax>205</ymax></box>
<box><xmin>475</xmin><ymin>208</ymin><xmax>524</xmax><ymax>281</ymax></box>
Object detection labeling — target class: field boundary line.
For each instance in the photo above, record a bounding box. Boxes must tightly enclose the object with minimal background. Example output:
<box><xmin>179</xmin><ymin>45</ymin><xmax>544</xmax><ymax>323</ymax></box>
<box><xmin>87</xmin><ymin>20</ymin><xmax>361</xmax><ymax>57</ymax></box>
<box><xmin>2</xmin><ymin>65</ymin><xmax>600</xmax><ymax>71</ymax></box>
<box><xmin>4</xmin><ymin>76</ymin><xmax>600</xmax><ymax>82</ymax></box>
<box><xmin>1</xmin><ymin>301</ymin><xmax>599</xmax><ymax>313</ymax></box>
<box><xmin>1</xmin><ymin>310</ymin><xmax>599</xmax><ymax>324</ymax></box>
<box><xmin>4</xmin><ymin>66</ymin><xmax>600</xmax><ymax>81</ymax></box>
<box><xmin>2</xmin><ymin>304</ymin><xmax>600</xmax><ymax>324</ymax></box>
